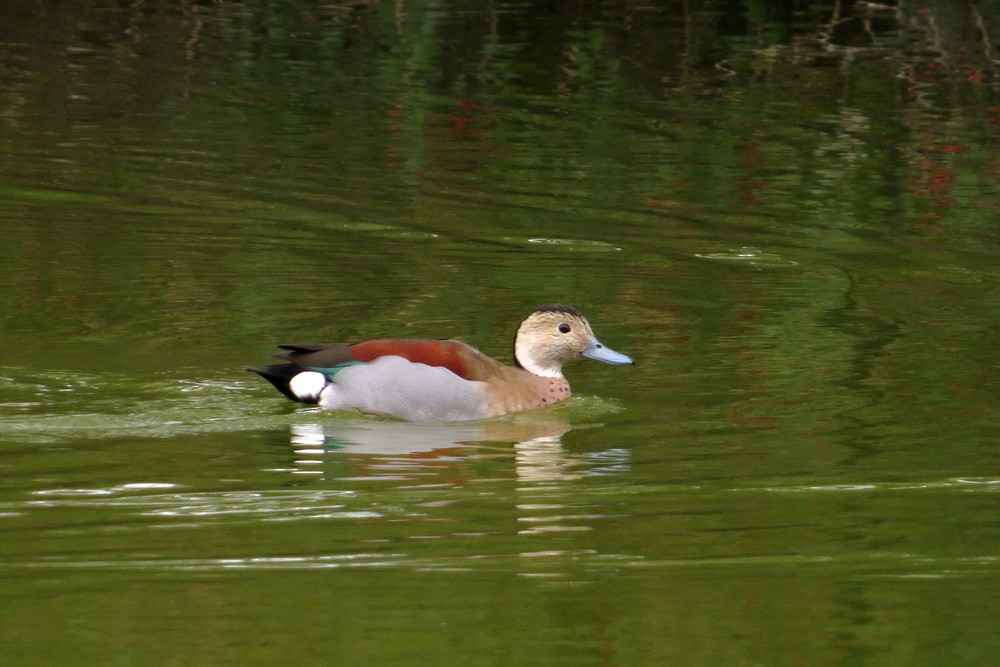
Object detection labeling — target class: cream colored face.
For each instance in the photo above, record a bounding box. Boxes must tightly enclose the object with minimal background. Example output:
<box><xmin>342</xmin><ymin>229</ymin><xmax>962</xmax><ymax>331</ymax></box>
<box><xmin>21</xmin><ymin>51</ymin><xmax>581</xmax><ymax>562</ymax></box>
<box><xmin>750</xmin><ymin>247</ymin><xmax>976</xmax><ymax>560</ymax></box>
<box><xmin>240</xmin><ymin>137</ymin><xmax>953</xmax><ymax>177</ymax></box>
<box><xmin>514</xmin><ymin>308</ymin><xmax>595</xmax><ymax>377</ymax></box>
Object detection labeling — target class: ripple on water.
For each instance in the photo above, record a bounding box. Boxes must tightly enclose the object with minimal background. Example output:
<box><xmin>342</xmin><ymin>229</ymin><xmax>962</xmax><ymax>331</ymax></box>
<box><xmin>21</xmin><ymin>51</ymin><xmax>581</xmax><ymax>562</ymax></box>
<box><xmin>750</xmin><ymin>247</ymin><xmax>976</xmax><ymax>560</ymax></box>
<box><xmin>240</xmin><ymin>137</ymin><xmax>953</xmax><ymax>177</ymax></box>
<box><xmin>501</xmin><ymin>237</ymin><xmax>622</xmax><ymax>252</ymax></box>
<box><xmin>31</xmin><ymin>483</ymin><xmax>179</xmax><ymax>499</ymax></box>
<box><xmin>12</xmin><ymin>548</ymin><xmax>995</xmax><ymax>582</ymax></box>
<box><xmin>0</xmin><ymin>370</ymin><xmax>302</xmax><ymax>443</ymax></box>
<box><xmin>28</xmin><ymin>489</ymin><xmax>363</xmax><ymax>519</ymax></box>
<box><xmin>327</xmin><ymin>220</ymin><xmax>438</xmax><ymax>240</ymax></box>
<box><xmin>695</xmin><ymin>246</ymin><xmax>798</xmax><ymax>267</ymax></box>
<box><xmin>735</xmin><ymin>477</ymin><xmax>1000</xmax><ymax>493</ymax></box>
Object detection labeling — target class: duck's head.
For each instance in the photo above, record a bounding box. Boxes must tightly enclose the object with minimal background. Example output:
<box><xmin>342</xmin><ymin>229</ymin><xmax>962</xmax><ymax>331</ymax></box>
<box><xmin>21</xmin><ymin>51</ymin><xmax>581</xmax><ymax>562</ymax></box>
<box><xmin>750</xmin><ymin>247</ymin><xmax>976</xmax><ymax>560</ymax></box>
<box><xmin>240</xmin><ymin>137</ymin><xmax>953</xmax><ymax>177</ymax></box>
<box><xmin>513</xmin><ymin>305</ymin><xmax>634</xmax><ymax>378</ymax></box>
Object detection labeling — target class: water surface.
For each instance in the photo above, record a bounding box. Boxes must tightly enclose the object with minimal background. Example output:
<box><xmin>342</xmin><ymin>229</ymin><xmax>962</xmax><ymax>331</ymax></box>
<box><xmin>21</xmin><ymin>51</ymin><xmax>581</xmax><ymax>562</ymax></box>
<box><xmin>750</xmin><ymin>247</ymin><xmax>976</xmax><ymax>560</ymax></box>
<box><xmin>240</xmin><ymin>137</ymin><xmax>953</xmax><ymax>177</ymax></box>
<box><xmin>1</xmin><ymin>1</ymin><xmax>998</xmax><ymax>664</ymax></box>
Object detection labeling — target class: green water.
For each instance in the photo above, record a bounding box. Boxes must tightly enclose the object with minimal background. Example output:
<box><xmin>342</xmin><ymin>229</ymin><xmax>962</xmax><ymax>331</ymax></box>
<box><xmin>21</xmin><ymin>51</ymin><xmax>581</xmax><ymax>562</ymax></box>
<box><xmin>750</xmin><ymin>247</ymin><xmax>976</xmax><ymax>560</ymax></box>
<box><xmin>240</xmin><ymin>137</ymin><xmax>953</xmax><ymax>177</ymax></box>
<box><xmin>1</xmin><ymin>1</ymin><xmax>999</xmax><ymax>664</ymax></box>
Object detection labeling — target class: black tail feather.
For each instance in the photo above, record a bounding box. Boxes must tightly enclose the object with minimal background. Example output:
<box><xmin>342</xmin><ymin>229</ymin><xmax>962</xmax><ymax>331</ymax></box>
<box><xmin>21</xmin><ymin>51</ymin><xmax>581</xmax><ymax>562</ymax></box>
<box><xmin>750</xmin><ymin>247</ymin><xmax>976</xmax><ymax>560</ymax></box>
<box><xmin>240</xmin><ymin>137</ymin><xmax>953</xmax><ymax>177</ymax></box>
<box><xmin>245</xmin><ymin>363</ymin><xmax>313</xmax><ymax>403</ymax></box>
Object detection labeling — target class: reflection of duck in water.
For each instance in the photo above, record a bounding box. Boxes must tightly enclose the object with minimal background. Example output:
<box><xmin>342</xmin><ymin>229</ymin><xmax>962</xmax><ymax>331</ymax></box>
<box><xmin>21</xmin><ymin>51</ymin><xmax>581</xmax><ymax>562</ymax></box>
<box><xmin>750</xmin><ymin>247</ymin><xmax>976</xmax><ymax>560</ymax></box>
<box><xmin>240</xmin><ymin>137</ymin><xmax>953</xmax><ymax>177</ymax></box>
<box><xmin>248</xmin><ymin>305</ymin><xmax>633</xmax><ymax>422</ymax></box>
<box><xmin>288</xmin><ymin>417</ymin><xmax>630</xmax><ymax>486</ymax></box>
<box><xmin>291</xmin><ymin>417</ymin><xmax>573</xmax><ymax>456</ymax></box>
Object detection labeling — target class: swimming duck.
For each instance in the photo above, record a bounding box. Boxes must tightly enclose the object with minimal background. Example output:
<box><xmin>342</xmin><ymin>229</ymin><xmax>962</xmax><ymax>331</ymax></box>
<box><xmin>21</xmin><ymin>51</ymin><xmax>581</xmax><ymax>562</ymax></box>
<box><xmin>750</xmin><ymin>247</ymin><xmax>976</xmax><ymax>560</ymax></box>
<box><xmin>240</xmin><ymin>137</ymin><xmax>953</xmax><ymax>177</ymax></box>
<box><xmin>247</xmin><ymin>305</ymin><xmax>633</xmax><ymax>422</ymax></box>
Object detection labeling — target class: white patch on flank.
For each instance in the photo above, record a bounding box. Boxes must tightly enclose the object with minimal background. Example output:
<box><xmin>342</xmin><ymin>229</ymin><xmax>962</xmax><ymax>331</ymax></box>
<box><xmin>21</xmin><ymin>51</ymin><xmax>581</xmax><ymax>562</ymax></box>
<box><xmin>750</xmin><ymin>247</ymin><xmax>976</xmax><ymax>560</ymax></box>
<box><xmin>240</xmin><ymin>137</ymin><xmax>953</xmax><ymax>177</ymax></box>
<box><xmin>318</xmin><ymin>355</ymin><xmax>490</xmax><ymax>422</ymax></box>
<box><xmin>289</xmin><ymin>371</ymin><xmax>328</xmax><ymax>401</ymax></box>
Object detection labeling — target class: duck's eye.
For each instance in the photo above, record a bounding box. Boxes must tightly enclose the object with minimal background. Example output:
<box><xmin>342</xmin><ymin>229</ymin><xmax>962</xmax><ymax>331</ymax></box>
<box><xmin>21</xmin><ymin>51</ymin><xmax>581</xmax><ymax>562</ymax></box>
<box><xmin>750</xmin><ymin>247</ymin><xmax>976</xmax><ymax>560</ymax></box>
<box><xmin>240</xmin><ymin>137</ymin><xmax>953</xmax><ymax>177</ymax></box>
<box><xmin>558</xmin><ymin>323</ymin><xmax>571</xmax><ymax>334</ymax></box>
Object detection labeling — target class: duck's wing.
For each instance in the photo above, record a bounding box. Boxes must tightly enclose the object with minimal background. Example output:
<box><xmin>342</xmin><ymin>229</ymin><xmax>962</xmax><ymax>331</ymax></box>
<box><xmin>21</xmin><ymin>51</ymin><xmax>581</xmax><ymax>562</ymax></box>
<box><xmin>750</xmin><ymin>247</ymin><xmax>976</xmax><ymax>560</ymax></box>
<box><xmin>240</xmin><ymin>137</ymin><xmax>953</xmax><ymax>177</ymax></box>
<box><xmin>276</xmin><ymin>339</ymin><xmax>498</xmax><ymax>382</ymax></box>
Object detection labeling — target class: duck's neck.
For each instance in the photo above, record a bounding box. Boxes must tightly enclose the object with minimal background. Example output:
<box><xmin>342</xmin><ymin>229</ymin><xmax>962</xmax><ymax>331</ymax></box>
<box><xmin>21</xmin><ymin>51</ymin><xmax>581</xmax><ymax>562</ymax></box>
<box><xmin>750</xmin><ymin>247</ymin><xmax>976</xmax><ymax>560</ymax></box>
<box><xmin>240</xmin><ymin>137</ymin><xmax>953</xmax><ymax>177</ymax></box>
<box><xmin>513</xmin><ymin>345</ymin><xmax>565</xmax><ymax>379</ymax></box>
<box><xmin>519</xmin><ymin>359</ymin><xmax>564</xmax><ymax>379</ymax></box>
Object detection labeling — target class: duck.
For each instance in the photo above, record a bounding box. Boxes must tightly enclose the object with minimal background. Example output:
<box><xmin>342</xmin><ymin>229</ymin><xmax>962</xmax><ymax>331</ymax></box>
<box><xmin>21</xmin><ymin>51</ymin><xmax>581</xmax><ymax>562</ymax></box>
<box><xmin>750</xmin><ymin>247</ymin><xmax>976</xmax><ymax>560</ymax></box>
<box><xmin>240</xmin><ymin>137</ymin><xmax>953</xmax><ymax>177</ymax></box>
<box><xmin>246</xmin><ymin>305</ymin><xmax>633</xmax><ymax>422</ymax></box>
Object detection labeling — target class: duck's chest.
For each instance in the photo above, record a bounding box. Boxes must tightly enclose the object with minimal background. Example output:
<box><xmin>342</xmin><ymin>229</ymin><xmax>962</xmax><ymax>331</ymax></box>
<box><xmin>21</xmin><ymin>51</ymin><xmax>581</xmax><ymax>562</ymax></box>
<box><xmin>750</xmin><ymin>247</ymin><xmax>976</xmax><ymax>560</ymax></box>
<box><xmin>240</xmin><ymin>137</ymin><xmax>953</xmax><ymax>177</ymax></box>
<box><xmin>485</xmin><ymin>374</ymin><xmax>571</xmax><ymax>417</ymax></box>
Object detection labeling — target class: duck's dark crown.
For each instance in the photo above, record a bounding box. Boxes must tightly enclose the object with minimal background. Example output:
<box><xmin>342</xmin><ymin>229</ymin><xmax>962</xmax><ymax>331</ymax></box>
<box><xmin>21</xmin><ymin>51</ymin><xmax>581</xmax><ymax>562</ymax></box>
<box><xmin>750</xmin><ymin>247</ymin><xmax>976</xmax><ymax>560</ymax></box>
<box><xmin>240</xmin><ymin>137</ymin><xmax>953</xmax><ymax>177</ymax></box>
<box><xmin>533</xmin><ymin>304</ymin><xmax>583</xmax><ymax>318</ymax></box>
